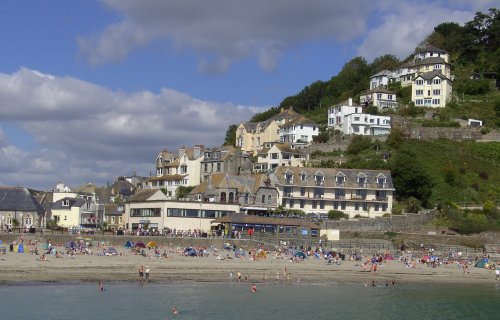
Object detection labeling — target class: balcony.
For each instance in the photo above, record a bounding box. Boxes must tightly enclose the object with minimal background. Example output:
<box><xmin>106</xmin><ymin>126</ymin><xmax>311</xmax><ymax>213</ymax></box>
<box><xmin>336</xmin><ymin>181</ymin><xmax>345</xmax><ymax>187</ymax></box>
<box><xmin>377</xmin><ymin>183</ymin><xmax>387</xmax><ymax>188</ymax></box>
<box><xmin>315</xmin><ymin>180</ymin><xmax>324</xmax><ymax>186</ymax></box>
<box><xmin>335</xmin><ymin>195</ymin><xmax>346</xmax><ymax>200</ymax></box>
<box><xmin>376</xmin><ymin>196</ymin><xmax>388</xmax><ymax>201</ymax></box>
<box><xmin>285</xmin><ymin>179</ymin><xmax>294</xmax><ymax>185</ymax></box>
<box><xmin>352</xmin><ymin>195</ymin><xmax>367</xmax><ymax>200</ymax></box>
<box><xmin>313</xmin><ymin>194</ymin><xmax>324</xmax><ymax>199</ymax></box>
<box><xmin>357</xmin><ymin>182</ymin><xmax>367</xmax><ymax>188</ymax></box>
<box><xmin>284</xmin><ymin>193</ymin><xmax>293</xmax><ymax>197</ymax></box>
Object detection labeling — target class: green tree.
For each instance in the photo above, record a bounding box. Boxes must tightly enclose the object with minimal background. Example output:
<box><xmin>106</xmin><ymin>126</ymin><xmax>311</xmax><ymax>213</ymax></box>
<box><xmin>223</xmin><ymin>124</ymin><xmax>237</xmax><ymax>146</ymax></box>
<box><xmin>346</xmin><ymin>135</ymin><xmax>372</xmax><ymax>155</ymax></box>
<box><xmin>389</xmin><ymin>152</ymin><xmax>433</xmax><ymax>207</ymax></box>
<box><xmin>327</xmin><ymin>210</ymin><xmax>349</xmax><ymax>220</ymax></box>
<box><xmin>175</xmin><ymin>186</ymin><xmax>196</xmax><ymax>199</ymax></box>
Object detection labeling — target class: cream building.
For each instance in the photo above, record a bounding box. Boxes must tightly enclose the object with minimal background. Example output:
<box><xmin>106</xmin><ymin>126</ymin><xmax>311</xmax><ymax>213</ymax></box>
<box><xmin>125</xmin><ymin>189</ymin><xmax>240</xmax><ymax>233</ymax></box>
<box><xmin>272</xmin><ymin>166</ymin><xmax>395</xmax><ymax>218</ymax></box>
<box><xmin>411</xmin><ymin>70</ymin><xmax>453</xmax><ymax>108</ymax></box>
<box><xmin>255</xmin><ymin>143</ymin><xmax>307</xmax><ymax>172</ymax></box>
<box><xmin>147</xmin><ymin>145</ymin><xmax>204</xmax><ymax>198</ymax></box>
<box><xmin>236</xmin><ymin>108</ymin><xmax>314</xmax><ymax>155</ymax></box>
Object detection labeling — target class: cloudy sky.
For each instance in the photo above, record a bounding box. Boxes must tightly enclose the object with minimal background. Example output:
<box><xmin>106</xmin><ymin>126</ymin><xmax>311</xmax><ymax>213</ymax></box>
<box><xmin>0</xmin><ymin>0</ymin><xmax>498</xmax><ymax>190</ymax></box>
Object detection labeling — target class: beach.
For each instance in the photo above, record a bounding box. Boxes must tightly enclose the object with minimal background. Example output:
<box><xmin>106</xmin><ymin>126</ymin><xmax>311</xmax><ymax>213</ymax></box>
<box><xmin>0</xmin><ymin>243</ymin><xmax>497</xmax><ymax>285</ymax></box>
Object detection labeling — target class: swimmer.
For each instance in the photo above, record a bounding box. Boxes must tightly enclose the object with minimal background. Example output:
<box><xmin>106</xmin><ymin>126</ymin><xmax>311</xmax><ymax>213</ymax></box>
<box><xmin>171</xmin><ymin>306</ymin><xmax>178</xmax><ymax>315</ymax></box>
<box><xmin>251</xmin><ymin>285</ymin><xmax>257</xmax><ymax>293</ymax></box>
<box><xmin>99</xmin><ymin>281</ymin><xmax>104</xmax><ymax>291</ymax></box>
<box><xmin>371</xmin><ymin>280</ymin><xmax>376</xmax><ymax>287</ymax></box>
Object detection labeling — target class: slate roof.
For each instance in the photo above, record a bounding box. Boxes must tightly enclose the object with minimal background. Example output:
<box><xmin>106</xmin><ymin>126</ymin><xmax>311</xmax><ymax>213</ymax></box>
<box><xmin>128</xmin><ymin>189</ymin><xmax>162</xmax><ymax>202</ymax></box>
<box><xmin>414</xmin><ymin>57</ymin><xmax>448</xmax><ymax>66</ymax></box>
<box><xmin>51</xmin><ymin>197</ymin><xmax>86</xmax><ymax>210</ymax></box>
<box><xmin>370</xmin><ymin>70</ymin><xmax>393</xmax><ymax>78</ymax></box>
<box><xmin>212</xmin><ymin>213</ymin><xmax>320</xmax><ymax>229</ymax></box>
<box><xmin>274</xmin><ymin>166</ymin><xmax>394</xmax><ymax>190</ymax></box>
<box><xmin>416</xmin><ymin>45</ymin><xmax>447</xmax><ymax>54</ymax></box>
<box><xmin>0</xmin><ymin>187</ymin><xmax>45</xmax><ymax>212</ymax></box>
<box><xmin>104</xmin><ymin>203</ymin><xmax>124</xmax><ymax>216</ymax></box>
<box><xmin>279</xmin><ymin>115</ymin><xmax>317</xmax><ymax>128</ymax></box>
<box><xmin>415</xmin><ymin>70</ymin><xmax>452</xmax><ymax>81</ymax></box>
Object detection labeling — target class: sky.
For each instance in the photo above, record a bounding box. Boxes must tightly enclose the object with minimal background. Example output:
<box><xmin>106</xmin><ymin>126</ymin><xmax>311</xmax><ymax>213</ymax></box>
<box><xmin>0</xmin><ymin>0</ymin><xmax>498</xmax><ymax>190</ymax></box>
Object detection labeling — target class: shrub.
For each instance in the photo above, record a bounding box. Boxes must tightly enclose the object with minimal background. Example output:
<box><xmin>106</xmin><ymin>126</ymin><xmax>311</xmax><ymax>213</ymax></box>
<box><xmin>327</xmin><ymin>210</ymin><xmax>349</xmax><ymax>220</ymax></box>
<box><xmin>478</xmin><ymin>171</ymin><xmax>489</xmax><ymax>180</ymax></box>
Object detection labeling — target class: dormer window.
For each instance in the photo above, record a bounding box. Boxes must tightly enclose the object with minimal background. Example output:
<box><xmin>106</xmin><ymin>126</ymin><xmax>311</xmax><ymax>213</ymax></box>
<box><xmin>63</xmin><ymin>200</ymin><xmax>69</xmax><ymax>207</ymax></box>
<box><xmin>284</xmin><ymin>173</ymin><xmax>293</xmax><ymax>184</ymax></box>
<box><xmin>336</xmin><ymin>172</ymin><xmax>345</xmax><ymax>186</ymax></box>
<box><xmin>300</xmin><ymin>172</ymin><xmax>307</xmax><ymax>182</ymax></box>
<box><xmin>314</xmin><ymin>173</ymin><xmax>324</xmax><ymax>186</ymax></box>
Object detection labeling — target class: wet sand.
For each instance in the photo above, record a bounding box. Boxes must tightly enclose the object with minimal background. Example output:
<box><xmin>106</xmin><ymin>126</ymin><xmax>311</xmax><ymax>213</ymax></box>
<box><xmin>0</xmin><ymin>246</ymin><xmax>497</xmax><ymax>285</ymax></box>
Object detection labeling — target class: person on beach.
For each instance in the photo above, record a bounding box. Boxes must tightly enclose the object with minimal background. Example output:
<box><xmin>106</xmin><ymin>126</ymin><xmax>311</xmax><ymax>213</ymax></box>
<box><xmin>237</xmin><ymin>271</ymin><xmax>242</xmax><ymax>283</ymax></box>
<box><xmin>495</xmin><ymin>265</ymin><xmax>500</xmax><ymax>280</ymax></box>
<box><xmin>391</xmin><ymin>279</ymin><xmax>396</xmax><ymax>286</ymax></box>
<box><xmin>145</xmin><ymin>266</ymin><xmax>150</xmax><ymax>281</ymax></box>
<box><xmin>229</xmin><ymin>271</ymin><xmax>233</xmax><ymax>282</ymax></box>
<box><xmin>139</xmin><ymin>266</ymin><xmax>144</xmax><ymax>282</ymax></box>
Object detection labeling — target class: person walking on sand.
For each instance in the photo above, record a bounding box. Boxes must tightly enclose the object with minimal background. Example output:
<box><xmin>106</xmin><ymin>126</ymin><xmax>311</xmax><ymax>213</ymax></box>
<box><xmin>145</xmin><ymin>266</ymin><xmax>150</xmax><ymax>281</ymax></box>
<box><xmin>495</xmin><ymin>265</ymin><xmax>500</xmax><ymax>280</ymax></box>
<box><xmin>237</xmin><ymin>271</ymin><xmax>242</xmax><ymax>283</ymax></box>
<box><xmin>138</xmin><ymin>266</ymin><xmax>144</xmax><ymax>282</ymax></box>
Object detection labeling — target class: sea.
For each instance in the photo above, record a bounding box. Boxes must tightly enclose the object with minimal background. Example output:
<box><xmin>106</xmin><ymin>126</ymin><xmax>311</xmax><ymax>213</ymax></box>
<box><xmin>0</xmin><ymin>282</ymin><xmax>499</xmax><ymax>319</ymax></box>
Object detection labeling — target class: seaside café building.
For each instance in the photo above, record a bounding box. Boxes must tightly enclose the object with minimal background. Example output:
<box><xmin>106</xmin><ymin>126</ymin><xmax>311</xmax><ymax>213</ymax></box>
<box><xmin>125</xmin><ymin>189</ymin><xmax>240</xmax><ymax>233</ymax></box>
<box><xmin>211</xmin><ymin>213</ymin><xmax>321</xmax><ymax>238</ymax></box>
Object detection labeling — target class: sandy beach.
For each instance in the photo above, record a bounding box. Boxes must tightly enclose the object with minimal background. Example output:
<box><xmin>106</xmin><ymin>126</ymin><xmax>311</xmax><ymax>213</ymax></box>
<box><xmin>0</xmin><ymin>244</ymin><xmax>498</xmax><ymax>285</ymax></box>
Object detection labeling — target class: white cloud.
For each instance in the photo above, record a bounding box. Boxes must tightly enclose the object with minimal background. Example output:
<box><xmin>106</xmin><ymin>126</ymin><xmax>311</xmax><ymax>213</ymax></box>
<box><xmin>357</xmin><ymin>0</ymin><xmax>498</xmax><ymax>61</ymax></box>
<box><xmin>0</xmin><ymin>68</ymin><xmax>259</xmax><ymax>189</ymax></box>
<box><xmin>77</xmin><ymin>0</ymin><xmax>373</xmax><ymax>72</ymax></box>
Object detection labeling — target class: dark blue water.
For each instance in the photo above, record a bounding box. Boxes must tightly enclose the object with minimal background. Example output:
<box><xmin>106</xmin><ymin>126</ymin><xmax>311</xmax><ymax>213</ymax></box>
<box><xmin>0</xmin><ymin>282</ymin><xmax>499</xmax><ymax>319</ymax></box>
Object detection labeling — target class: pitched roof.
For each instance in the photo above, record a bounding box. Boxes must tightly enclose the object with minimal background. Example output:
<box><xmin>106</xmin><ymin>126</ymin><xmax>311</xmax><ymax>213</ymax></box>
<box><xmin>414</xmin><ymin>57</ymin><xmax>448</xmax><ymax>66</ymax></box>
<box><xmin>104</xmin><ymin>203</ymin><xmax>124</xmax><ymax>216</ymax></box>
<box><xmin>51</xmin><ymin>197</ymin><xmax>86</xmax><ymax>210</ymax></box>
<box><xmin>416</xmin><ymin>45</ymin><xmax>447</xmax><ymax>54</ymax></box>
<box><xmin>274</xmin><ymin>143</ymin><xmax>304</xmax><ymax>154</ymax></box>
<box><xmin>274</xmin><ymin>166</ymin><xmax>394</xmax><ymax>189</ymax></box>
<box><xmin>370</xmin><ymin>70</ymin><xmax>393</xmax><ymax>78</ymax></box>
<box><xmin>0</xmin><ymin>187</ymin><xmax>45</xmax><ymax>212</ymax></box>
<box><xmin>128</xmin><ymin>189</ymin><xmax>162</xmax><ymax>202</ymax></box>
<box><xmin>280</xmin><ymin>115</ymin><xmax>317</xmax><ymax>127</ymax></box>
<box><xmin>212</xmin><ymin>213</ymin><xmax>320</xmax><ymax>229</ymax></box>
<box><xmin>149</xmin><ymin>174</ymin><xmax>188</xmax><ymax>182</ymax></box>
<box><xmin>415</xmin><ymin>70</ymin><xmax>451</xmax><ymax>81</ymax></box>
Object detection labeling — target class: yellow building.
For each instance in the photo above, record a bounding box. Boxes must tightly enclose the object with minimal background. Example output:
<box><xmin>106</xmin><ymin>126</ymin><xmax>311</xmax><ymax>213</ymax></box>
<box><xmin>411</xmin><ymin>70</ymin><xmax>453</xmax><ymax>108</ymax></box>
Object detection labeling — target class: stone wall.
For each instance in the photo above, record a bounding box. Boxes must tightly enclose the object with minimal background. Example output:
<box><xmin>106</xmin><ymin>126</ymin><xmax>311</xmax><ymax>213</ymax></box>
<box><xmin>322</xmin><ymin>210</ymin><xmax>436</xmax><ymax>233</ymax></box>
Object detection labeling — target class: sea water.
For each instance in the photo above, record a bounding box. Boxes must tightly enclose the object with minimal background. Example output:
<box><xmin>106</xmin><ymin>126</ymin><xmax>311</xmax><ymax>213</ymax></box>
<box><xmin>0</xmin><ymin>282</ymin><xmax>499</xmax><ymax>320</ymax></box>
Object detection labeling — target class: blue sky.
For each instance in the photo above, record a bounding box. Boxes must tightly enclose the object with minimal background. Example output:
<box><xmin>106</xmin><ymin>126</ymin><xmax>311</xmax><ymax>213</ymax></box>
<box><xmin>0</xmin><ymin>0</ymin><xmax>498</xmax><ymax>190</ymax></box>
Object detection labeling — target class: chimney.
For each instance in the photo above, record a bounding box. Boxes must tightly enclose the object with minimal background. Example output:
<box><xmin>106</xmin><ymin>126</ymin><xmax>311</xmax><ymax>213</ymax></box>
<box><xmin>348</xmin><ymin>98</ymin><xmax>353</xmax><ymax>106</ymax></box>
<box><xmin>179</xmin><ymin>146</ymin><xmax>185</xmax><ymax>157</ymax></box>
<box><xmin>193</xmin><ymin>145</ymin><xmax>202</xmax><ymax>158</ymax></box>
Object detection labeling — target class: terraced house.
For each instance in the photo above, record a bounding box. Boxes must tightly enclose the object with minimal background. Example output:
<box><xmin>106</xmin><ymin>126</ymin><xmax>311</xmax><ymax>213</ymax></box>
<box><xmin>272</xmin><ymin>166</ymin><xmax>394</xmax><ymax>218</ymax></box>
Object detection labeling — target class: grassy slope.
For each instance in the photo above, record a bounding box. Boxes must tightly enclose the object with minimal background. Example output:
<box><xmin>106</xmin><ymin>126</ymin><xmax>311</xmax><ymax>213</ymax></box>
<box><xmin>398</xmin><ymin>139</ymin><xmax>500</xmax><ymax>206</ymax></box>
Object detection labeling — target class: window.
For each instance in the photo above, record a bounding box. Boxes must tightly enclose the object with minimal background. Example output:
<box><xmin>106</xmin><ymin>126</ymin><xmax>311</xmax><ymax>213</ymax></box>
<box><xmin>300</xmin><ymin>200</ymin><xmax>305</xmax><ymax>208</ymax></box>
<box><xmin>355</xmin><ymin>203</ymin><xmax>359</xmax><ymax>211</ymax></box>
<box><xmin>434</xmin><ymin>64</ymin><xmax>442</xmax><ymax>69</ymax></box>
<box><xmin>216</xmin><ymin>163</ymin><xmax>221</xmax><ymax>172</ymax></box>
<box><xmin>300</xmin><ymin>173</ymin><xmax>307</xmax><ymax>181</ymax></box>
<box><xmin>432</xmin><ymin>89</ymin><xmax>441</xmax><ymax>95</ymax></box>
<box><xmin>388</xmin><ymin>94</ymin><xmax>393</xmax><ymax>100</ymax></box>
<box><xmin>341</xmin><ymin>202</ymin><xmax>346</xmax><ymax>210</ymax></box>
<box><xmin>131</xmin><ymin>208</ymin><xmax>161</xmax><ymax>217</ymax></box>
<box><xmin>416</xmin><ymin>90</ymin><xmax>423</xmax><ymax>96</ymax></box>
<box><xmin>271</xmin><ymin>153</ymin><xmax>278</xmax><ymax>160</ymax></box>
<box><xmin>204</xmin><ymin>164</ymin><xmax>208</xmax><ymax>172</ymax></box>
<box><xmin>268</xmin><ymin>195</ymin><xmax>272</xmax><ymax>204</ymax></box>
<box><xmin>289</xmin><ymin>199</ymin><xmax>294</xmax><ymax>208</ymax></box>
<box><xmin>333</xmin><ymin>202</ymin><xmax>338</xmax><ymax>209</ymax></box>
<box><xmin>377</xmin><ymin>93</ymin><xmax>382</xmax><ymax>99</ymax></box>
<box><xmin>312</xmin><ymin>201</ymin><xmax>317</xmax><ymax>209</ymax></box>
<box><xmin>261</xmin><ymin>194</ymin><xmax>266</xmax><ymax>203</ymax></box>
<box><xmin>181</xmin><ymin>166</ymin><xmax>187</xmax><ymax>174</ymax></box>
<box><xmin>63</xmin><ymin>200</ymin><xmax>69</xmax><ymax>207</ymax></box>
<box><xmin>433</xmin><ymin>99</ymin><xmax>440</xmax><ymax>105</ymax></box>
<box><xmin>416</xmin><ymin>79</ymin><xmax>424</xmax><ymax>85</ymax></box>
<box><xmin>382</xmin><ymin>204</ymin><xmax>387</xmax><ymax>211</ymax></box>
<box><xmin>300</xmin><ymin>187</ymin><xmax>305</xmax><ymax>197</ymax></box>
<box><xmin>433</xmin><ymin>78</ymin><xmax>441</xmax><ymax>85</ymax></box>
<box><xmin>415</xmin><ymin>99</ymin><xmax>423</xmax><ymax>106</ymax></box>
<box><xmin>319</xmin><ymin>201</ymin><xmax>325</xmax><ymax>209</ymax></box>
<box><xmin>374</xmin><ymin>204</ymin><xmax>379</xmax><ymax>211</ymax></box>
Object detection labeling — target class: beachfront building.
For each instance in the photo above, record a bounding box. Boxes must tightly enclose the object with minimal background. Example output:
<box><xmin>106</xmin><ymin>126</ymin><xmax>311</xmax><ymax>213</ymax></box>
<box><xmin>328</xmin><ymin>98</ymin><xmax>391</xmax><ymax>136</ymax></box>
<box><xmin>147</xmin><ymin>145</ymin><xmax>205</xmax><ymax>198</ymax></box>
<box><xmin>103</xmin><ymin>203</ymin><xmax>125</xmax><ymax>231</ymax></box>
<box><xmin>254</xmin><ymin>143</ymin><xmax>307</xmax><ymax>172</ymax></box>
<box><xmin>50</xmin><ymin>196</ymin><xmax>100</xmax><ymax>229</ymax></box>
<box><xmin>359</xmin><ymin>86</ymin><xmax>398</xmax><ymax>111</ymax></box>
<box><xmin>369</xmin><ymin>70</ymin><xmax>393</xmax><ymax>89</ymax></box>
<box><xmin>411</xmin><ymin>70</ymin><xmax>453</xmax><ymax>108</ymax></box>
<box><xmin>0</xmin><ymin>186</ymin><xmax>45</xmax><ymax>231</ymax></box>
<box><xmin>125</xmin><ymin>189</ymin><xmax>239</xmax><ymax>234</ymax></box>
<box><xmin>272</xmin><ymin>166</ymin><xmax>395</xmax><ymax>218</ymax></box>
<box><xmin>236</xmin><ymin>107</ymin><xmax>314</xmax><ymax>156</ymax></box>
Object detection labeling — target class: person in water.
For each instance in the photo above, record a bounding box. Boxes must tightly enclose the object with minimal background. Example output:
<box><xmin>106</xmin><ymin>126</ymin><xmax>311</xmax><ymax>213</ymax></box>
<box><xmin>171</xmin><ymin>306</ymin><xmax>179</xmax><ymax>315</ymax></box>
<box><xmin>99</xmin><ymin>281</ymin><xmax>104</xmax><ymax>291</ymax></box>
<box><xmin>251</xmin><ymin>285</ymin><xmax>257</xmax><ymax>293</ymax></box>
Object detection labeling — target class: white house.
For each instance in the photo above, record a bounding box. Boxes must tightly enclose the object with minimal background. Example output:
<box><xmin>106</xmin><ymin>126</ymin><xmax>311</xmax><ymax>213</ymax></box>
<box><xmin>328</xmin><ymin>98</ymin><xmax>391</xmax><ymax>136</ymax></box>
<box><xmin>411</xmin><ymin>70</ymin><xmax>453</xmax><ymax>108</ymax></box>
<box><xmin>279</xmin><ymin>115</ymin><xmax>318</xmax><ymax>147</ymax></box>
<box><xmin>414</xmin><ymin>45</ymin><xmax>449</xmax><ymax>63</ymax></box>
<box><xmin>147</xmin><ymin>145</ymin><xmax>205</xmax><ymax>198</ymax></box>
<box><xmin>359</xmin><ymin>86</ymin><xmax>398</xmax><ymax>110</ymax></box>
<box><xmin>369</xmin><ymin>70</ymin><xmax>393</xmax><ymax>89</ymax></box>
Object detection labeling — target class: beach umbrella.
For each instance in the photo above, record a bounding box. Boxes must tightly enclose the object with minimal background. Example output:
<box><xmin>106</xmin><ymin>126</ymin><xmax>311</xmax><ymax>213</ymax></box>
<box><xmin>135</xmin><ymin>241</ymin><xmax>146</xmax><ymax>248</ymax></box>
<box><xmin>146</xmin><ymin>241</ymin><xmax>158</xmax><ymax>248</ymax></box>
<box><xmin>105</xmin><ymin>247</ymin><xmax>118</xmax><ymax>255</ymax></box>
